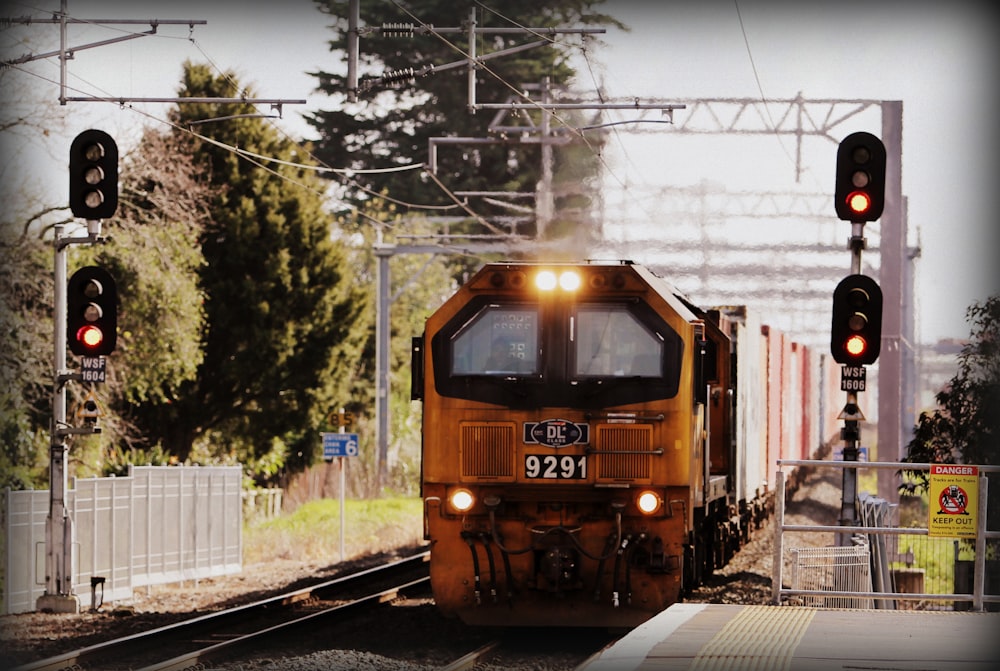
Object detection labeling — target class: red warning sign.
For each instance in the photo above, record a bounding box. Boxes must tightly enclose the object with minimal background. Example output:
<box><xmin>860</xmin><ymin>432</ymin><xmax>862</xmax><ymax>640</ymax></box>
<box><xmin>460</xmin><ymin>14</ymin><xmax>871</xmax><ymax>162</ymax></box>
<box><xmin>928</xmin><ymin>465</ymin><xmax>978</xmax><ymax>538</ymax></box>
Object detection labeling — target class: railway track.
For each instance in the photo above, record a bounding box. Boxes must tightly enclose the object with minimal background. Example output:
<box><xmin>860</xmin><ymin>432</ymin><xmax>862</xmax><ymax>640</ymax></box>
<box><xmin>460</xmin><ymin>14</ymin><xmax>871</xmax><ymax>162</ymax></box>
<box><xmin>7</xmin><ymin>468</ymin><xmax>842</xmax><ymax>671</ymax></box>
<box><xmin>12</xmin><ymin>551</ymin><xmax>431</xmax><ymax>671</ymax></box>
<box><xmin>435</xmin><ymin>630</ymin><xmax>617</xmax><ymax>671</ymax></box>
<box><xmin>439</xmin><ymin>641</ymin><xmax>502</xmax><ymax>670</ymax></box>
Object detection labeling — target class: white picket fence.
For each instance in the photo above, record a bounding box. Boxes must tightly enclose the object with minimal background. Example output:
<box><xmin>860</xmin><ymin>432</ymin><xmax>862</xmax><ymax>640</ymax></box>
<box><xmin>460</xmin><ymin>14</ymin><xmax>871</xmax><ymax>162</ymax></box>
<box><xmin>2</xmin><ymin>465</ymin><xmax>242</xmax><ymax>615</ymax></box>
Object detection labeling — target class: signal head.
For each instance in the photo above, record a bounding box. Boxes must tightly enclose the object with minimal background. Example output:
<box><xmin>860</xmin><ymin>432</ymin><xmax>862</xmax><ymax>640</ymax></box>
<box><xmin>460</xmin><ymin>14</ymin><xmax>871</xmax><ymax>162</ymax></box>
<box><xmin>835</xmin><ymin>132</ymin><xmax>886</xmax><ymax>222</ymax></box>
<box><xmin>830</xmin><ymin>274</ymin><xmax>882</xmax><ymax>365</ymax></box>
<box><xmin>69</xmin><ymin>129</ymin><xmax>119</xmax><ymax>220</ymax></box>
<box><xmin>67</xmin><ymin>266</ymin><xmax>118</xmax><ymax>356</ymax></box>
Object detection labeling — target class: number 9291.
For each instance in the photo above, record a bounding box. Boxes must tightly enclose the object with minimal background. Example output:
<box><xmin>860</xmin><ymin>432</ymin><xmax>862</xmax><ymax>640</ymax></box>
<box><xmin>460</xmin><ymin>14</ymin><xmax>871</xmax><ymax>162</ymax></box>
<box><xmin>524</xmin><ymin>454</ymin><xmax>587</xmax><ymax>479</ymax></box>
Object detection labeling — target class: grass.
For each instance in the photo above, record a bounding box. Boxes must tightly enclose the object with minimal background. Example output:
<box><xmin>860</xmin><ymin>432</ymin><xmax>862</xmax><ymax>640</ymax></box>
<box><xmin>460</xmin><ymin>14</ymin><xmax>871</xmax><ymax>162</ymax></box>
<box><xmin>890</xmin><ymin>532</ymin><xmax>958</xmax><ymax>595</ymax></box>
<box><xmin>242</xmin><ymin>497</ymin><xmax>424</xmax><ymax>564</ymax></box>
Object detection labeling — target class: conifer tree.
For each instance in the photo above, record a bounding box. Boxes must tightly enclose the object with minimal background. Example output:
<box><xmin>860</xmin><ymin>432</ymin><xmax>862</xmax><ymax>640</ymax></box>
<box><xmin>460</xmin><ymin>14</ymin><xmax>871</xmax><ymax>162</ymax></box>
<box><xmin>166</xmin><ymin>62</ymin><xmax>367</xmax><ymax>475</ymax></box>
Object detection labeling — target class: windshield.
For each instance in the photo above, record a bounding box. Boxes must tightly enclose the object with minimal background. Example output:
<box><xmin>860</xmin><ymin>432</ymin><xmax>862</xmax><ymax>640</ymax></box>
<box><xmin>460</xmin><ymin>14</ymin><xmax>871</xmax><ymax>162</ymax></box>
<box><xmin>573</xmin><ymin>306</ymin><xmax>663</xmax><ymax>377</ymax></box>
<box><xmin>451</xmin><ymin>305</ymin><xmax>539</xmax><ymax>375</ymax></box>
<box><xmin>432</xmin><ymin>295</ymin><xmax>682</xmax><ymax>408</ymax></box>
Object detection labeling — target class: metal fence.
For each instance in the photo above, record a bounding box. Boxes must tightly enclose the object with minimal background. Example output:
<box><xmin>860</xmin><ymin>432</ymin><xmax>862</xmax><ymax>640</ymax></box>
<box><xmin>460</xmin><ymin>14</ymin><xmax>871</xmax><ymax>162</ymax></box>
<box><xmin>242</xmin><ymin>487</ymin><xmax>283</xmax><ymax>522</ymax></box>
<box><xmin>2</xmin><ymin>465</ymin><xmax>242</xmax><ymax>615</ymax></box>
<box><xmin>789</xmin><ymin>545</ymin><xmax>874</xmax><ymax>608</ymax></box>
<box><xmin>772</xmin><ymin>460</ymin><xmax>999</xmax><ymax>611</ymax></box>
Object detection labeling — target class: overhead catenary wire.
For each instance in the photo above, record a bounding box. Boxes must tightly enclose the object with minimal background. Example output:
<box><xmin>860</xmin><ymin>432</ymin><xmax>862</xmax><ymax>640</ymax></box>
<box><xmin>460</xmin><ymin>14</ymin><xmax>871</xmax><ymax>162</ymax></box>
<box><xmin>386</xmin><ymin>1</ymin><xmax>606</xmax><ymax>158</ymax></box>
<box><xmin>2</xmin><ymin>3</ymin><xmax>491</xmax><ymax>223</ymax></box>
<box><xmin>6</xmin><ymin>0</ymin><xmax>612</xmax><ymax>316</ymax></box>
<box><xmin>3</xmin><ymin>0</ymin><xmax>678</xmax><ymax>247</ymax></box>
<box><xmin>472</xmin><ymin>0</ymin><xmax>669</xmax><ymax>231</ymax></box>
<box><xmin>377</xmin><ymin>0</ymin><xmax>685</xmax><ymax>249</ymax></box>
<box><xmin>28</xmin><ymin>2</ymin><xmax>614</xmax><ymax>227</ymax></box>
<box><xmin>733</xmin><ymin>0</ymin><xmax>802</xmax><ymax>183</ymax></box>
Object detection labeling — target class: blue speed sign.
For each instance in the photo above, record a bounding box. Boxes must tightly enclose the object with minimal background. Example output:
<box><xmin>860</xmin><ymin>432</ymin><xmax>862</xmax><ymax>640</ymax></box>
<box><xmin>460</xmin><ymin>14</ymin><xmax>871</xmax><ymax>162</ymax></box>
<box><xmin>322</xmin><ymin>432</ymin><xmax>359</xmax><ymax>459</ymax></box>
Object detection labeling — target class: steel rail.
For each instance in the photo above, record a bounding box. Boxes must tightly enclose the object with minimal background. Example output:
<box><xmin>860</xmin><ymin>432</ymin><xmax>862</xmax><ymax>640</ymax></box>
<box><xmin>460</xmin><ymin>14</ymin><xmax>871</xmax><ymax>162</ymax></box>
<box><xmin>12</xmin><ymin>551</ymin><xmax>430</xmax><ymax>671</ymax></box>
<box><xmin>141</xmin><ymin>574</ymin><xmax>431</xmax><ymax>671</ymax></box>
<box><xmin>439</xmin><ymin>640</ymin><xmax>502</xmax><ymax>671</ymax></box>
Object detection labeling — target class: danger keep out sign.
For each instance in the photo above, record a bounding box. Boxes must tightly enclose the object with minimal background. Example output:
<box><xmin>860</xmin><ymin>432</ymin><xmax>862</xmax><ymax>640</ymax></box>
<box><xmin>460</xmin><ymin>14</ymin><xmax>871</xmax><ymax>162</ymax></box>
<box><xmin>928</xmin><ymin>464</ymin><xmax>978</xmax><ymax>538</ymax></box>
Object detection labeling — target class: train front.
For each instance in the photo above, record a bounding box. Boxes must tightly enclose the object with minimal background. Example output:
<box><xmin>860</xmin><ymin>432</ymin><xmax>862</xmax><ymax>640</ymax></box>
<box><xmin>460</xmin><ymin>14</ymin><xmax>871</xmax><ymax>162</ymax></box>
<box><xmin>414</xmin><ymin>261</ymin><xmax>704</xmax><ymax>628</ymax></box>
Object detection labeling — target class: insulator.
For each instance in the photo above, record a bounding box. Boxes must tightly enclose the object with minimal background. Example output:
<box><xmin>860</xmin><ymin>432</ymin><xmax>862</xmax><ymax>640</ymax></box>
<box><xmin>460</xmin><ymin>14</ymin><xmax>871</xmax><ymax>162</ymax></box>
<box><xmin>382</xmin><ymin>67</ymin><xmax>415</xmax><ymax>84</ymax></box>
<box><xmin>381</xmin><ymin>22</ymin><xmax>414</xmax><ymax>38</ymax></box>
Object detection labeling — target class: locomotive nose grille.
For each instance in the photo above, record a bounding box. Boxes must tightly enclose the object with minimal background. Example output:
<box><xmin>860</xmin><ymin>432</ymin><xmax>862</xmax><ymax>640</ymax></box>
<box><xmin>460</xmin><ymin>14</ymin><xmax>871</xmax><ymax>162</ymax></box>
<box><xmin>460</xmin><ymin>421</ymin><xmax>516</xmax><ymax>481</ymax></box>
<box><xmin>595</xmin><ymin>424</ymin><xmax>654</xmax><ymax>482</ymax></box>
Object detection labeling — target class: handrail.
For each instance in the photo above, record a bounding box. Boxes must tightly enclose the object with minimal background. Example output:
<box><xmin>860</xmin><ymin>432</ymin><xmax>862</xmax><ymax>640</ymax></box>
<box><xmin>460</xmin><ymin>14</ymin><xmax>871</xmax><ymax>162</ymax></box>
<box><xmin>777</xmin><ymin>459</ymin><xmax>1000</xmax><ymax>473</ymax></box>
<box><xmin>771</xmin><ymin>461</ymin><xmax>996</xmax><ymax>611</ymax></box>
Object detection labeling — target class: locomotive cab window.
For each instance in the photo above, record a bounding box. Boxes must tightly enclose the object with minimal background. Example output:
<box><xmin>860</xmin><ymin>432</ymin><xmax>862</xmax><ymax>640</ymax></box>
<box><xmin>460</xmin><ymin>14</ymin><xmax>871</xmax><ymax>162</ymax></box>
<box><xmin>573</xmin><ymin>305</ymin><xmax>664</xmax><ymax>378</ymax></box>
<box><xmin>451</xmin><ymin>305</ymin><xmax>539</xmax><ymax>376</ymax></box>
<box><xmin>431</xmin><ymin>292</ymin><xmax>683</xmax><ymax>408</ymax></box>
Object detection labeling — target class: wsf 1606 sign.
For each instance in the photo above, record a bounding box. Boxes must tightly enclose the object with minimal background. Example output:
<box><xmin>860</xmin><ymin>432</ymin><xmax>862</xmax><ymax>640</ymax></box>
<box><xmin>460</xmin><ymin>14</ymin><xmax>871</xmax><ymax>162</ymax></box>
<box><xmin>840</xmin><ymin>365</ymin><xmax>866</xmax><ymax>392</ymax></box>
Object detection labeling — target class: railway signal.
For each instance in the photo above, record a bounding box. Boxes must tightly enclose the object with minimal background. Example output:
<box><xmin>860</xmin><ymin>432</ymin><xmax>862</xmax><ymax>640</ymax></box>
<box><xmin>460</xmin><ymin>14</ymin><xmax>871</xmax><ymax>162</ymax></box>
<box><xmin>69</xmin><ymin>129</ymin><xmax>119</xmax><ymax>220</ymax></box>
<box><xmin>834</xmin><ymin>131</ymin><xmax>886</xmax><ymax>222</ymax></box>
<box><xmin>67</xmin><ymin>266</ymin><xmax>117</xmax><ymax>356</ymax></box>
<box><xmin>830</xmin><ymin>274</ymin><xmax>882</xmax><ymax>365</ymax></box>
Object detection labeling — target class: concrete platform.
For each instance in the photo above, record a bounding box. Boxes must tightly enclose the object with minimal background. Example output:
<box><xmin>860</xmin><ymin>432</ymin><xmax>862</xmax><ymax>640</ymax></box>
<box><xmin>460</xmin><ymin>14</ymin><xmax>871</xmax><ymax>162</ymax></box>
<box><xmin>577</xmin><ymin>603</ymin><xmax>1000</xmax><ymax>671</ymax></box>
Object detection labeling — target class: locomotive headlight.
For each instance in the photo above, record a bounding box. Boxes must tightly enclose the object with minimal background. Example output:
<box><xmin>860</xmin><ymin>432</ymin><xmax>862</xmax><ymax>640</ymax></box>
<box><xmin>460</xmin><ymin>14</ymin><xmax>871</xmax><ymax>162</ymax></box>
<box><xmin>449</xmin><ymin>488</ymin><xmax>475</xmax><ymax>513</ymax></box>
<box><xmin>558</xmin><ymin>270</ymin><xmax>581</xmax><ymax>291</ymax></box>
<box><xmin>535</xmin><ymin>270</ymin><xmax>558</xmax><ymax>291</ymax></box>
<box><xmin>636</xmin><ymin>490</ymin><xmax>661</xmax><ymax>515</ymax></box>
<box><xmin>535</xmin><ymin>269</ymin><xmax>581</xmax><ymax>292</ymax></box>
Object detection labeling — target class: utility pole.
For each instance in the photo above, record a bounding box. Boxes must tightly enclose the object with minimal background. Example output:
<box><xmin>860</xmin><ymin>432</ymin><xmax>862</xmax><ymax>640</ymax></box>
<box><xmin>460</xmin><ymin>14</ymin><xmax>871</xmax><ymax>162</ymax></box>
<box><xmin>877</xmin><ymin>102</ymin><xmax>906</xmax><ymax>500</ymax></box>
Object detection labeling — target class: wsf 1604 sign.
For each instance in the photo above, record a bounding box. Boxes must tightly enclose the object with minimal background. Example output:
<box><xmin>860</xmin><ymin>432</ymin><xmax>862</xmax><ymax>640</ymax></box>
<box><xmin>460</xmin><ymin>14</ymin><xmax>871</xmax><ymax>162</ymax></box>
<box><xmin>80</xmin><ymin>356</ymin><xmax>106</xmax><ymax>383</ymax></box>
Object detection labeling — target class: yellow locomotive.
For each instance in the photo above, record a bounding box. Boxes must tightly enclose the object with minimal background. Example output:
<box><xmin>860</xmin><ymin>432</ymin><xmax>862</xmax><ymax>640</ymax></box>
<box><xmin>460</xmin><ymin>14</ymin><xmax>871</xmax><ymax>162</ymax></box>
<box><xmin>412</xmin><ymin>260</ymin><xmax>801</xmax><ymax>627</ymax></box>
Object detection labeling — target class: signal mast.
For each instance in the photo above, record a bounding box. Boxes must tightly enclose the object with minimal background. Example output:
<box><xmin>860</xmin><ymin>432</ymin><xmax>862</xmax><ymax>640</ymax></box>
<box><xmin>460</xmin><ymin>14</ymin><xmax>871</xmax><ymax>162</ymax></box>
<box><xmin>831</xmin><ymin>131</ymin><xmax>886</xmax><ymax>542</ymax></box>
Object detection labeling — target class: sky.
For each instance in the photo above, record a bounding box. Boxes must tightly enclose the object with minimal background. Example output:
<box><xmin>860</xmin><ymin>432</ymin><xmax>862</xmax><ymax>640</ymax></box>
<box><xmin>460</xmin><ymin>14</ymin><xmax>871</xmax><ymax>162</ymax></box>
<box><xmin>1</xmin><ymin>0</ymin><xmax>997</xmax><ymax>345</ymax></box>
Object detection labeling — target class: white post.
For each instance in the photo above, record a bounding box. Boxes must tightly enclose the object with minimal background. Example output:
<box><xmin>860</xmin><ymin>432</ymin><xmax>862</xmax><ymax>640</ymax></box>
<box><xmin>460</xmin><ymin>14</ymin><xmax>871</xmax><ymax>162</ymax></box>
<box><xmin>772</xmin><ymin>469</ymin><xmax>786</xmax><ymax>605</ymax></box>
<box><xmin>38</xmin><ymin>224</ymin><xmax>79</xmax><ymax>612</ymax></box>
<box><xmin>339</xmin><ymin>408</ymin><xmax>346</xmax><ymax>563</ymax></box>
<box><xmin>973</xmin><ymin>474</ymin><xmax>988</xmax><ymax>611</ymax></box>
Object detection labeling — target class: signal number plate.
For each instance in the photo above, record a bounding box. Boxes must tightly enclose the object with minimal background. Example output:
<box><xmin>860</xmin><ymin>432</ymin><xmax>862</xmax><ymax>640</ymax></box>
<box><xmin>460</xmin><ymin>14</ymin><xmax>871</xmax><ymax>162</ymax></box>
<box><xmin>525</xmin><ymin>454</ymin><xmax>587</xmax><ymax>479</ymax></box>
<box><xmin>840</xmin><ymin>365</ymin><xmax>867</xmax><ymax>391</ymax></box>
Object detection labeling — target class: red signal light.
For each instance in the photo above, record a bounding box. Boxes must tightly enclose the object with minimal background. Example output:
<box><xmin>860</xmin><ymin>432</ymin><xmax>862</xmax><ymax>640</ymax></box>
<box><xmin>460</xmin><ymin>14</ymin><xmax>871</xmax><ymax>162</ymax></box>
<box><xmin>76</xmin><ymin>324</ymin><xmax>105</xmax><ymax>351</ymax></box>
<box><xmin>844</xmin><ymin>334</ymin><xmax>867</xmax><ymax>358</ymax></box>
<box><xmin>846</xmin><ymin>191</ymin><xmax>872</xmax><ymax>216</ymax></box>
